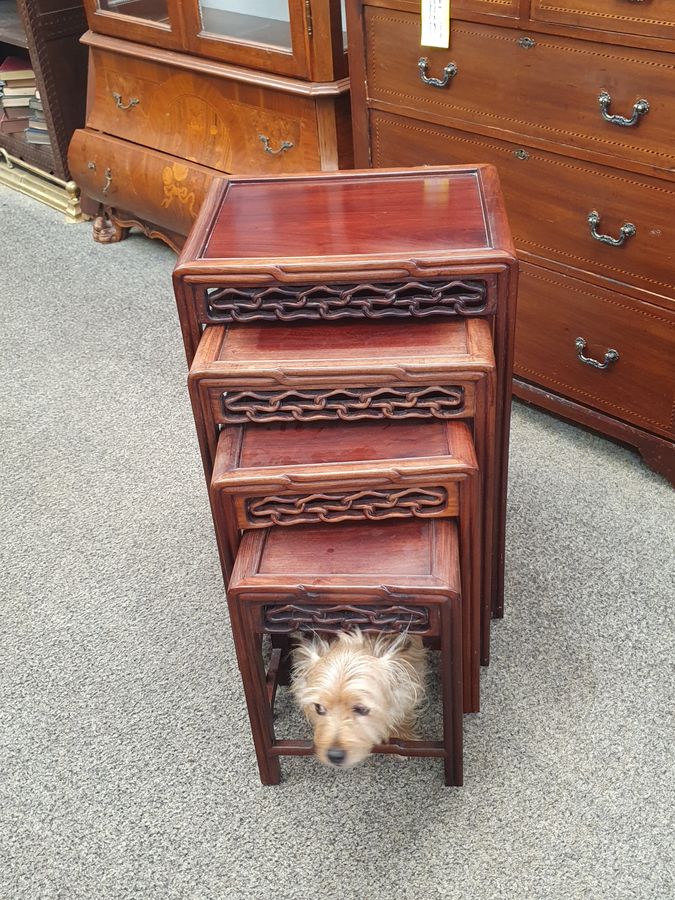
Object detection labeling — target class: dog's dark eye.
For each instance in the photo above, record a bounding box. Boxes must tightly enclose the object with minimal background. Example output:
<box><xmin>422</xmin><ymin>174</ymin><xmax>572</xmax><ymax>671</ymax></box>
<box><xmin>352</xmin><ymin>705</ymin><xmax>370</xmax><ymax>716</ymax></box>
<box><xmin>314</xmin><ymin>703</ymin><xmax>327</xmax><ymax>716</ymax></box>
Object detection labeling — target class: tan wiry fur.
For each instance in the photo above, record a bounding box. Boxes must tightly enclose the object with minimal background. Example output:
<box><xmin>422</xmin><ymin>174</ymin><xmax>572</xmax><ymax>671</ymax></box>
<box><xmin>291</xmin><ymin>630</ymin><xmax>427</xmax><ymax>768</ymax></box>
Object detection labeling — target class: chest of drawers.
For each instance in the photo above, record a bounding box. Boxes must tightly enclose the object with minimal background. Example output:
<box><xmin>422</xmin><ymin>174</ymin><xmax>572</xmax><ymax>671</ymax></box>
<box><xmin>346</xmin><ymin>0</ymin><xmax>675</xmax><ymax>483</ymax></box>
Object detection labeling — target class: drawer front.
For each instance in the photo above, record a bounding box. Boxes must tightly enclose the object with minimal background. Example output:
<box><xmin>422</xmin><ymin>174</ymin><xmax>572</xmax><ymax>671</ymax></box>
<box><xmin>87</xmin><ymin>49</ymin><xmax>321</xmax><ymax>174</ymax></box>
<box><xmin>454</xmin><ymin>0</ymin><xmax>520</xmax><ymax>18</ymax></box>
<box><xmin>531</xmin><ymin>0</ymin><xmax>675</xmax><ymax>43</ymax></box>
<box><xmin>515</xmin><ymin>263</ymin><xmax>675</xmax><ymax>438</ymax></box>
<box><xmin>69</xmin><ymin>129</ymin><xmax>215</xmax><ymax>236</ymax></box>
<box><xmin>370</xmin><ymin>110</ymin><xmax>675</xmax><ymax>301</ymax></box>
<box><xmin>364</xmin><ymin>9</ymin><xmax>675</xmax><ymax>172</ymax></box>
<box><xmin>397</xmin><ymin>0</ymin><xmax>519</xmax><ymax>20</ymax></box>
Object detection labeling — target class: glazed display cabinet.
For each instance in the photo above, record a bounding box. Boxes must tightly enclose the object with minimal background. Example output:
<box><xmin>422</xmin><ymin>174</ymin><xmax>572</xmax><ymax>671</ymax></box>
<box><xmin>69</xmin><ymin>0</ymin><xmax>352</xmax><ymax>249</ymax></box>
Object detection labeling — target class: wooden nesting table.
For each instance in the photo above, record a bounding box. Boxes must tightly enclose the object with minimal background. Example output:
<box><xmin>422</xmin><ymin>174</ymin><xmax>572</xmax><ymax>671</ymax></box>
<box><xmin>173</xmin><ymin>167</ymin><xmax>518</xmax><ymax>781</ymax></box>
<box><xmin>174</xmin><ymin>166</ymin><xmax>518</xmax><ymax>617</ymax></box>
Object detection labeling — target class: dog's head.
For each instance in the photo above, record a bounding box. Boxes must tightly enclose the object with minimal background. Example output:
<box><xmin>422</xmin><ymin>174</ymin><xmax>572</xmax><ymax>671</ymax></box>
<box><xmin>291</xmin><ymin>630</ymin><xmax>425</xmax><ymax>769</ymax></box>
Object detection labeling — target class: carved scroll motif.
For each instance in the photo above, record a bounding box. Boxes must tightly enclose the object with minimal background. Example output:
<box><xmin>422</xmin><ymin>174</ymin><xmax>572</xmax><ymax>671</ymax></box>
<box><xmin>263</xmin><ymin>603</ymin><xmax>431</xmax><ymax>634</ymax></box>
<box><xmin>202</xmin><ymin>279</ymin><xmax>487</xmax><ymax>323</ymax></box>
<box><xmin>246</xmin><ymin>487</ymin><xmax>448</xmax><ymax>526</ymax></box>
<box><xmin>221</xmin><ymin>385</ymin><xmax>465</xmax><ymax>424</ymax></box>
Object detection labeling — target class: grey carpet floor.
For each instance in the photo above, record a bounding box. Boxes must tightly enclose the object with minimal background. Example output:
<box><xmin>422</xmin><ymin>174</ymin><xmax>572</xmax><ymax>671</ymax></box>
<box><xmin>1</xmin><ymin>185</ymin><xmax>674</xmax><ymax>900</ymax></box>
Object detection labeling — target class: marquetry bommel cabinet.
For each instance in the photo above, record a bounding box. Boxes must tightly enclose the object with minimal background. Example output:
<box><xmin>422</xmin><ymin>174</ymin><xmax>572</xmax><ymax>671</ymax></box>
<box><xmin>346</xmin><ymin>0</ymin><xmax>675</xmax><ymax>484</ymax></box>
<box><xmin>173</xmin><ymin>166</ymin><xmax>518</xmax><ymax>784</ymax></box>
<box><xmin>67</xmin><ymin>0</ymin><xmax>352</xmax><ymax>251</ymax></box>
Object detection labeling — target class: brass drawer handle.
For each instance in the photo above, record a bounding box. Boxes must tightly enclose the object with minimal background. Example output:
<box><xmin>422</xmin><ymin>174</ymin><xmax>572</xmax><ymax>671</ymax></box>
<box><xmin>598</xmin><ymin>90</ymin><xmax>649</xmax><ymax>127</ymax></box>
<box><xmin>87</xmin><ymin>161</ymin><xmax>112</xmax><ymax>196</ymax></box>
<box><xmin>101</xmin><ymin>167</ymin><xmax>112</xmax><ymax>196</ymax></box>
<box><xmin>259</xmin><ymin>134</ymin><xmax>294</xmax><ymax>155</ymax></box>
<box><xmin>575</xmin><ymin>337</ymin><xmax>619</xmax><ymax>370</ymax></box>
<box><xmin>112</xmin><ymin>91</ymin><xmax>140</xmax><ymax>111</ymax></box>
<box><xmin>418</xmin><ymin>57</ymin><xmax>458</xmax><ymax>88</ymax></box>
<box><xmin>588</xmin><ymin>210</ymin><xmax>636</xmax><ymax>247</ymax></box>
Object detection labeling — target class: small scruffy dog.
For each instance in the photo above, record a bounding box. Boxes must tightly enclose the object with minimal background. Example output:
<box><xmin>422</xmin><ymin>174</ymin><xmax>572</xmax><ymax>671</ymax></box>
<box><xmin>292</xmin><ymin>630</ymin><xmax>427</xmax><ymax>768</ymax></box>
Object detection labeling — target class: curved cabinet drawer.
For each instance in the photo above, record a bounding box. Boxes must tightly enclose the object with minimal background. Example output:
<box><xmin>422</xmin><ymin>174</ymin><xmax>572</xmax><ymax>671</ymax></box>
<box><xmin>69</xmin><ymin>128</ymin><xmax>216</xmax><ymax>236</ymax></box>
<box><xmin>514</xmin><ymin>262</ymin><xmax>675</xmax><ymax>439</ymax></box>
<box><xmin>364</xmin><ymin>9</ymin><xmax>675</xmax><ymax>174</ymax></box>
<box><xmin>86</xmin><ymin>48</ymin><xmax>322</xmax><ymax>174</ymax></box>
<box><xmin>370</xmin><ymin>110</ymin><xmax>675</xmax><ymax>302</ymax></box>
<box><xmin>531</xmin><ymin>0</ymin><xmax>675</xmax><ymax>44</ymax></box>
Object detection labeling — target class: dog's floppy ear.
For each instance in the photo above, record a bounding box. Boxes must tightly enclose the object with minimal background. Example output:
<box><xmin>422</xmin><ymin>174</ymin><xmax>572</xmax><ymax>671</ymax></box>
<box><xmin>372</xmin><ymin>632</ymin><xmax>411</xmax><ymax>659</ymax></box>
<box><xmin>292</xmin><ymin>633</ymin><xmax>330</xmax><ymax>669</ymax></box>
<box><xmin>291</xmin><ymin>634</ymin><xmax>330</xmax><ymax>701</ymax></box>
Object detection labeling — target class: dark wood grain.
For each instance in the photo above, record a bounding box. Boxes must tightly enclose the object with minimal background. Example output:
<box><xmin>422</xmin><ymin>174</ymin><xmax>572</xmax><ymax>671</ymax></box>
<box><xmin>210</xmin><ymin>419</ymin><xmax>481</xmax><ymax>712</ymax></box>
<box><xmin>227</xmin><ymin>519</ymin><xmax>464</xmax><ymax>784</ymax></box>
<box><xmin>83</xmin><ymin>0</ymin><xmax>185</xmax><ymax>50</ymax></box>
<box><xmin>71</xmin><ymin>16</ymin><xmax>351</xmax><ymax>247</ymax></box>
<box><xmin>68</xmin><ymin>129</ymin><xmax>216</xmax><ymax>239</ymax></box>
<box><xmin>183</xmin><ymin>244</ymin><xmax>505</xmax><ymax>630</ymax></box>
<box><xmin>362</xmin><ymin>10</ymin><xmax>675</xmax><ymax>182</ymax></box>
<box><xmin>365</xmin><ymin>0</ymin><xmax>675</xmax><ymax>53</ymax></box>
<box><xmin>176</xmin><ymin>168</ymin><xmax>515</xmax><ymax>735</ymax></box>
<box><xmin>346</xmin><ymin>0</ymin><xmax>673</xmax><ymax>481</ymax></box>
<box><xmin>174</xmin><ymin>166</ymin><xmax>515</xmax><ymax>364</ymax></box>
<box><xmin>530</xmin><ymin>0</ymin><xmax>675</xmax><ymax>43</ymax></box>
<box><xmin>514</xmin><ymin>262</ymin><xmax>675</xmax><ymax>440</ymax></box>
<box><xmin>236</xmin><ymin>418</ymin><xmax>459</xmax><ymax>467</ymax></box>
<box><xmin>203</xmin><ymin>171</ymin><xmax>490</xmax><ymax>259</ymax></box>
<box><xmin>369</xmin><ymin>110</ymin><xmax>675</xmax><ymax>309</ymax></box>
<box><xmin>85</xmin><ymin>43</ymin><xmax>327</xmax><ymax>174</ymax></box>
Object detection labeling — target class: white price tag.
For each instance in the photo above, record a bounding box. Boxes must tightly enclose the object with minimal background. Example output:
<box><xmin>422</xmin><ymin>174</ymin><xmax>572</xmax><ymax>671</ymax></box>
<box><xmin>420</xmin><ymin>0</ymin><xmax>450</xmax><ymax>49</ymax></box>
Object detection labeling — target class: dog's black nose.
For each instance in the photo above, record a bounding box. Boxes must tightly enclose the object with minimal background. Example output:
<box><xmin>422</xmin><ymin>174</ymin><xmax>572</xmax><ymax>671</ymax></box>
<box><xmin>327</xmin><ymin>747</ymin><xmax>347</xmax><ymax>765</ymax></box>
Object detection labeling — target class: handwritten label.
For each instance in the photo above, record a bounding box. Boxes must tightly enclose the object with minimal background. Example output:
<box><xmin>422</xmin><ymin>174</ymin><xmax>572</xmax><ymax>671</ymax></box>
<box><xmin>421</xmin><ymin>0</ymin><xmax>450</xmax><ymax>49</ymax></box>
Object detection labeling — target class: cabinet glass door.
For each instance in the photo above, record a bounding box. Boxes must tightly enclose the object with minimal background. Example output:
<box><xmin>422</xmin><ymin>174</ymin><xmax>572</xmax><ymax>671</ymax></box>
<box><xmin>199</xmin><ymin>0</ymin><xmax>293</xmax><ymax>50</ymax></box>
<box><xmin>185</xmin><ymin>0</ymin><xmax>313</xmax><ymax>79</ymax></box>
<box><xmin>87</xmin><ymin>0</ymin><xmax>185</xmax><ymax>49</ymax></box>
<box><xmin>96</xmin><ymin>0</ymin><xmax>169</xmax><ymax>23</ymax></box>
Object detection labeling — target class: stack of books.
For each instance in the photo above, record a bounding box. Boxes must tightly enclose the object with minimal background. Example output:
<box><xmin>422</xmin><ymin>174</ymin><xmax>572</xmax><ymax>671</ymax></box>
<box><xmin>25</xmin><ymin>91</ymin><xmax>49</xmax><ymax>144</ymax></box>
<box><xmin>0</xmin><ymin>56</ymin><xmax>37</xmax><ymax>136</ymax></box>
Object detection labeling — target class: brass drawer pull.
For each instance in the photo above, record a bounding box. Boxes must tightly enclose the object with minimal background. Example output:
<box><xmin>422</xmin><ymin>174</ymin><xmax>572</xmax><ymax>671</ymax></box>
<box><xmin>598</xmin><ymin>90</ymin><xmax>649</xmax><ymax>127</ymax></box>
<box><xmin>87</xmin><ymin>161</ymin><xmax>112</xmax><ymax>196</ymax></box>
<box><xmin>259</xmin><ymin>134</ymin><xmax>294</xmax><ymax>155</ymax></box>
<box><xmin>418</xmin><ymin>58</ymin><xmax>458</xmax><ymax>88</ymax></box>
<box><xmin>101</xmin><ymin>167</ymin><xmax>112</xmax><ymax>196</ymax></box>
<box><xmin>588</xmin><ymin>210</ymin><xmax>636</xmax><ymax>247</ymax></box>
<box><xmin>112</xmin><ymin>92</ymin><xmax>140</xmax><ymax>111</ymax></box>
<box><xmin>575</xmin><ymin>337</ymin><xmax>619</xmax><ymax>370</ymax></box>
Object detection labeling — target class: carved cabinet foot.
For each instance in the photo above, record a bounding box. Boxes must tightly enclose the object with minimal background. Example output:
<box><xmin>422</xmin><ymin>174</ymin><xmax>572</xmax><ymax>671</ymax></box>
<box><xmin>92</xmin><ymin>210</ymin><xmax>130</xmax><ymax>244</ymax></box>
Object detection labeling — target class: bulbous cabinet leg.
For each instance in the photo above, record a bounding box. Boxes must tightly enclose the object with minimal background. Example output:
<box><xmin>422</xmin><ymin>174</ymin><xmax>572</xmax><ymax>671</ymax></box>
<box><xmin>92</xmin><ymin>208</ymin><xmax>130</xmax><ymax>244</ymax></box>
